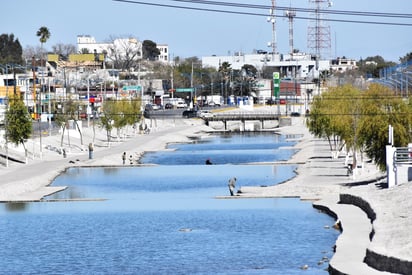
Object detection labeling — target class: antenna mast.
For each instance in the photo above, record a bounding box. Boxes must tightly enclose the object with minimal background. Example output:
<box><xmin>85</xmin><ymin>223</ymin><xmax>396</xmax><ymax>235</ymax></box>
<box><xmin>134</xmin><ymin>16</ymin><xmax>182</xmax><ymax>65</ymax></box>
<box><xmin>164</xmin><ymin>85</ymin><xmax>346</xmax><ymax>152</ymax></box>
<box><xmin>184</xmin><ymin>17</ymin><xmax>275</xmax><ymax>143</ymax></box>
<box><xmin>267</xmin><ymin>0</ymin><xmax>277</xmax><ymax>59</ymax></box>
<box><xmin>285</xmin><ymin>8</ymin><xmax>296</xmax><ymax>56</ymax></box>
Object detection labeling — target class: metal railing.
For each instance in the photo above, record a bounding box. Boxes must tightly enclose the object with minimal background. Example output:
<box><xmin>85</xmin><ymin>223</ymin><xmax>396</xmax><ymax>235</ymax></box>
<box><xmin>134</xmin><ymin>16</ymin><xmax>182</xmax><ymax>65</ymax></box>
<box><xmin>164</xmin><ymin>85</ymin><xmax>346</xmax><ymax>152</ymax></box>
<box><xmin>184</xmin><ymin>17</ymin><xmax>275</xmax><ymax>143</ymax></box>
<box><xmin>394</xmin><ymin>147</ymin><xmax>412</xmax><ymax>165</ymax></box>
<box><xmin>206</xmin><ymin>112</ymin><xmax>279</xmax><ymax>121</ymax></box>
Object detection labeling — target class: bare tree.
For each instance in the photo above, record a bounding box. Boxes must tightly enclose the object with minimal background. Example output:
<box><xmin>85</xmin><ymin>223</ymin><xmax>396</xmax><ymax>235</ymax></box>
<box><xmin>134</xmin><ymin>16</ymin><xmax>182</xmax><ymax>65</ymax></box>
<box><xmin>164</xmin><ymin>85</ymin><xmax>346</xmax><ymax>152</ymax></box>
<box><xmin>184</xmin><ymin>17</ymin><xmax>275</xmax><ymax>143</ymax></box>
<box><xmin>51</xmin><ymin>43</ymin><xmax>77</xmax><ymax>60</ymax></box>
<box><xmin>106</xmin><ymin>36</ymin><xmax>142</xmax><ymax>71</ymax></box>
<box><xmin>23</xmin><ymin>45</ymin><xmax>42</xmax><ymax>62</ymax></box>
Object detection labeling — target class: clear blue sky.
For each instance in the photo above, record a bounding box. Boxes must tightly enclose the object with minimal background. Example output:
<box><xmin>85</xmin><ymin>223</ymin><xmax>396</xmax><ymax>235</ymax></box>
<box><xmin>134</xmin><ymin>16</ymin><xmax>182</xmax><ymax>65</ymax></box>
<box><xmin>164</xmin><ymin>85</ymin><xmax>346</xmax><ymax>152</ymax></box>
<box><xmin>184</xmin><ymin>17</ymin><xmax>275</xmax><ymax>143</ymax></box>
<box><xmin>3</xmin><ymin>0</ymin><xmax>411</xmax><ymax>62</ymax></box>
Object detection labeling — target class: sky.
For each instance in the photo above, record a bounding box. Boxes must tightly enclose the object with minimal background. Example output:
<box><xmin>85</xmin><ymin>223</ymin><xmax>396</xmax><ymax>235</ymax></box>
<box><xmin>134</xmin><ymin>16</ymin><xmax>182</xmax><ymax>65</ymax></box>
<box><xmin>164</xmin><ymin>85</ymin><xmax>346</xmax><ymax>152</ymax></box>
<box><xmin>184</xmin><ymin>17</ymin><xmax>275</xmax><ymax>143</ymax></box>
<box><xmin>2</xmin><ymin>0</ymin><xmax>411</xmax><ymax>62</ymax></box>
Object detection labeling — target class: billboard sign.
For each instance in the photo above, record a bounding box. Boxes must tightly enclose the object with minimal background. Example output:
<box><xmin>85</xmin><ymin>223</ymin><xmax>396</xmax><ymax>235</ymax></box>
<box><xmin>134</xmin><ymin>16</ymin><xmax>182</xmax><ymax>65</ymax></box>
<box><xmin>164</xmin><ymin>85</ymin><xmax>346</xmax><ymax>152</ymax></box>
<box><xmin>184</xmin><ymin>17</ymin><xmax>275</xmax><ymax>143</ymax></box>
<box><xmin>273</xmin><ymin>72</ymin><xmax>280</xmax><ymax>98</ymax></box>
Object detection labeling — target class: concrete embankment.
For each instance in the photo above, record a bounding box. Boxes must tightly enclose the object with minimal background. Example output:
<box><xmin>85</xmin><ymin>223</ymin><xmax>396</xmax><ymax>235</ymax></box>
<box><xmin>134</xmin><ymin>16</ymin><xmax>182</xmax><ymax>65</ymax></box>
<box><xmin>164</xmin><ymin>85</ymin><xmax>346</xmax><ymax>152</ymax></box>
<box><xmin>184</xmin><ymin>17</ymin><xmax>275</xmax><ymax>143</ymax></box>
<box><xmin>239</xmin><ymin>119</ymin><xmax>411</xmax><ymax>274</ymax></box>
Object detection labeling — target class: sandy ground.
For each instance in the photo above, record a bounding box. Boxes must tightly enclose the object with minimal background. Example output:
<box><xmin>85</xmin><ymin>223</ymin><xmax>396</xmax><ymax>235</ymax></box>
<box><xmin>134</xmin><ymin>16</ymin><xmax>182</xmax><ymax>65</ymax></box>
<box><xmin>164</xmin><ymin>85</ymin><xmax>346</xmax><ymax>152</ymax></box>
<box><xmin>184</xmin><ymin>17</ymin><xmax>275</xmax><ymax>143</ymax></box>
<box><xmin>0</xmin><ymin>107</ymin><xmax>410</xmax><ymax>274</ymax></box>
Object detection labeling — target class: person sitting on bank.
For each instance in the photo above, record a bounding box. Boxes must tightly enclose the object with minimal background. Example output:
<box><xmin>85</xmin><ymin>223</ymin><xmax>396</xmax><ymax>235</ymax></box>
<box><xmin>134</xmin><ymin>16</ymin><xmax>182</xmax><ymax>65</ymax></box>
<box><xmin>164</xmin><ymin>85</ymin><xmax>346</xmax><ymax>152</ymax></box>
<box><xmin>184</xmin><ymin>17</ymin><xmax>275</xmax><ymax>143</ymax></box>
<box><xmin>205</xmin><ymin>158</ymin><xmax>213</xmax><ymax>165</ymax></box>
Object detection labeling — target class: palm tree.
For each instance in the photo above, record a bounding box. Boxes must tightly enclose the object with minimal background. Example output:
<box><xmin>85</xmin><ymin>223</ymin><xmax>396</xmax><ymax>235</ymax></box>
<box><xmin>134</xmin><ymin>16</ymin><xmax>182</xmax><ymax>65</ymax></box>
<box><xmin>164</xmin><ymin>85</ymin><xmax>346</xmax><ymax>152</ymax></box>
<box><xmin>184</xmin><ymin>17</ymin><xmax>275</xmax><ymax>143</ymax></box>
<box><xmin>37</xmin><ymin>26</ymin><xmax>50</xmax><ymax>48</ymax></box>
<box><xmin>36</xmin><ymin>26</ymin><xmax>50</xmax><ymax>158</ymax></box>
<box><xmin>36</xmin><ymin>26</ymin><xmax>50</xmax><ymax>68</ymax></box>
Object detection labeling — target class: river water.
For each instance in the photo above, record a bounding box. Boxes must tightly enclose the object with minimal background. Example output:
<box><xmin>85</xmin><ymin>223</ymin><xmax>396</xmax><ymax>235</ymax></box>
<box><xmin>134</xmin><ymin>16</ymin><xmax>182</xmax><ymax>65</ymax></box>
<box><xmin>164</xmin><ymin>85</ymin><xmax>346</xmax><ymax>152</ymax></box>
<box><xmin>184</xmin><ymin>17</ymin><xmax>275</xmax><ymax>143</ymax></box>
<box><xmin>0</xmin><ymin>132</ymin><xmax>339</xmax><ymax>274</ymax></box>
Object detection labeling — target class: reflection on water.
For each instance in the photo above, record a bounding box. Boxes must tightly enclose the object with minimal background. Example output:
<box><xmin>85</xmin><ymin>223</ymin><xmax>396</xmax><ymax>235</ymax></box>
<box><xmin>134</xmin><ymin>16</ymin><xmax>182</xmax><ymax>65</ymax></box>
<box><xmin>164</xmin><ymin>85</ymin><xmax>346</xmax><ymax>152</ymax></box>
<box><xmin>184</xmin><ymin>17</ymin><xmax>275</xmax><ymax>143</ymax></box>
<box><xmin>48</xmin><ymin>164</ymin><xmax>297</xmax><ymax>201</ymax></box>
<box><xmin>142</xmin><ymin>132</ymin><xmax>298</xmax><ymax>165</ymax></box>
<box><xmin>5</xmin><ymin>202</ymin><xmax>27</xmax><ymax>212</ymax></box>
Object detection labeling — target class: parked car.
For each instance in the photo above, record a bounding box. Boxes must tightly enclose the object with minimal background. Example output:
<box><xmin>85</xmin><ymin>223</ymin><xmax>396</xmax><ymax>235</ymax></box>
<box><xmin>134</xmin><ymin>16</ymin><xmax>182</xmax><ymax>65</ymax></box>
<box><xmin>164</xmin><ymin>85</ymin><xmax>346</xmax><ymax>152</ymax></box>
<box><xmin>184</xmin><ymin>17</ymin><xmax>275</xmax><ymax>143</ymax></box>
<box><xmin>165</xmin><ymin>103</ymin><xmax>173</xmax><ymax>109</ymax></box>
<box><xmin>208</xmin><ymin>101</ymin><xmax>220</xmax><ymax>107</ymax></box>
<box><xmin>198</xmin><ymin>110</ymin><xmax>214</xmax><ymax>118</ymax></box>
<box><xmin>176</xmin><ymin>101</ymin><xmax>188</xmax><ymax>108</ymax></box>
<box><xmin>266</xmin><ymin>99</ymin><xmax>276</xmax><ymax>105</ymax></box>
<box><xmin>182</xmin><ymin>109</ymin><xmax>198</xmax><ymax>118</ymax></box>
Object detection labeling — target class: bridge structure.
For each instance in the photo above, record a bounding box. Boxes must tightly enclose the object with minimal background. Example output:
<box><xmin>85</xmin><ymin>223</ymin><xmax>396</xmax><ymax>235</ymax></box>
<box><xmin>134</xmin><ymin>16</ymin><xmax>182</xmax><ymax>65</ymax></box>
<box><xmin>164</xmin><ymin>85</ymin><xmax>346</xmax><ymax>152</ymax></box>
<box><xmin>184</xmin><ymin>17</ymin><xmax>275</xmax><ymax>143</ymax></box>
<box><xmin>203</xmin><ymin>112</ymin><xmax>280</xmax><ymax>131</ymax></box>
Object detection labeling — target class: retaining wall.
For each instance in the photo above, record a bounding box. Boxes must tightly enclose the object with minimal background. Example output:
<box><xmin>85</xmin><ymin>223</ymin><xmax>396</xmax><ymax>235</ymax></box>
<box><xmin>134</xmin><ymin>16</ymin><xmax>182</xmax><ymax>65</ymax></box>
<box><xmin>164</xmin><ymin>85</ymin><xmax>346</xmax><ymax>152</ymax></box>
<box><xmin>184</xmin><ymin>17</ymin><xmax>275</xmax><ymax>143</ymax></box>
<box><xmin>339</xmin><ymin>193</ymin><xmax>412</xmax><ymax>274</ymax></box>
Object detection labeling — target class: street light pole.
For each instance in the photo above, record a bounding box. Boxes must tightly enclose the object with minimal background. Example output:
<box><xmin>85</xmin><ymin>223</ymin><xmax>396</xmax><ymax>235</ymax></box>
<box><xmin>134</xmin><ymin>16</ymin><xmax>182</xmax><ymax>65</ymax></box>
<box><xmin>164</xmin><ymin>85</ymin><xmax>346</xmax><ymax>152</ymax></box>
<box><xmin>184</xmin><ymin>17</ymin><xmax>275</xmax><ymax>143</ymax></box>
<box><xmin>191</xmin><ymin>62</ymin><xmax>194</xmax><ymax>107</ymax></box>
<box><xmin>0</xmin><ymin>64</ymin><xmax>10</xmax><ymax>167</ymax></box>
<box><xmin>87</xmin><ymin>75</ymin><xmax>91</xmax><ymax>128</ymax></box>
<box><xmin>48</xmin><ymin>76</ymin><xmax>51</xmax><ymax>136</ymax></box>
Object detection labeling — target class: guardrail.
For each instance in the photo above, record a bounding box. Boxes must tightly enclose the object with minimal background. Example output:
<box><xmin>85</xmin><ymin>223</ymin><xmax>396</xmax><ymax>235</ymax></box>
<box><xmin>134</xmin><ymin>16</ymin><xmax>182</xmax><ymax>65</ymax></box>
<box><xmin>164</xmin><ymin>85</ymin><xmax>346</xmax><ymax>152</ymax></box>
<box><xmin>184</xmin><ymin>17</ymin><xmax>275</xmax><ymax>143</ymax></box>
<box><xmin>206</xmin><ymin>112</ymin><xmax>279</xmax><ymax>121</ymax></box>
<box><xmin>394</xmin><ymin>147</ymin><xmax>412</xmax><ymax>165</ymax></box>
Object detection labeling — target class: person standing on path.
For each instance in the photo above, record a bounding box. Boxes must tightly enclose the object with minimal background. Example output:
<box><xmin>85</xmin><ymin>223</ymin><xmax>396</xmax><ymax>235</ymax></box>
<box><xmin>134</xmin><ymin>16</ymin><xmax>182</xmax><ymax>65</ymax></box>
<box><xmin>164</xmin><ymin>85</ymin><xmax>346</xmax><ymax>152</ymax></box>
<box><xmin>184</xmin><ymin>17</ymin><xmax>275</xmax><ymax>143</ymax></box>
<box><xmin>122</xmin><ymin>152</ymin><xmax>126</xmax><ymax>165</ymax></box>
<box><xmin>228</xmin><ymin>177</ymin><xmax>237</xmax><ymax>196</ymax></box>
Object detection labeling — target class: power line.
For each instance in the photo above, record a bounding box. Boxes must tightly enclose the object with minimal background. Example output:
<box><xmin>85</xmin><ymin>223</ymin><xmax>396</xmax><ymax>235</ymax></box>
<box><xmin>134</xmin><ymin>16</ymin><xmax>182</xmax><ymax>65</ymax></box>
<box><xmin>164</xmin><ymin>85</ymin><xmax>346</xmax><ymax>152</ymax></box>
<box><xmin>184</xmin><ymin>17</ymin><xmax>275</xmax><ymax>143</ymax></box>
<box><xmin>168</xmin><ymin>0</ymin><xmax>412</xmax><ymax>19</ymax></box>
<box><xmin>112</xmin><ymin>0</ymin><xmax>412</xmax><ymax>26</ymax></box>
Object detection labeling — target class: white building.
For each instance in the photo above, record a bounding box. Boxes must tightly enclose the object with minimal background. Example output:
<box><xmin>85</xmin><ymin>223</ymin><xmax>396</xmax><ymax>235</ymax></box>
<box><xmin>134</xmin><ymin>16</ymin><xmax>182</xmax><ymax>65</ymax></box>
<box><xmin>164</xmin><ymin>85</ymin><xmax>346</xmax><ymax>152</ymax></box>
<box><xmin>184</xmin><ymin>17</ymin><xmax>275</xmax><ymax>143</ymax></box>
<box><xmin>77</xmin><ymin>35</ymin><xmax>113</xmax><ymax>55</ymax></box>
<box><xmin>157</xmin><ymin>44</ymin><xmax>169</xmax><ymax>62</ymax></box>
<box><xmin>330</xmin><ymin>57</ymin><xmax>358</xmax><ymax>73</ymax></box>
<box><xmin>202</xmin><ymin>52</ymin><xmax>330</xmax><ymax>80</ymax></box>
<box><xmin>77</xmin><ymin>35</ymin><xmax>169</xmax><ymax>63</ymax></box>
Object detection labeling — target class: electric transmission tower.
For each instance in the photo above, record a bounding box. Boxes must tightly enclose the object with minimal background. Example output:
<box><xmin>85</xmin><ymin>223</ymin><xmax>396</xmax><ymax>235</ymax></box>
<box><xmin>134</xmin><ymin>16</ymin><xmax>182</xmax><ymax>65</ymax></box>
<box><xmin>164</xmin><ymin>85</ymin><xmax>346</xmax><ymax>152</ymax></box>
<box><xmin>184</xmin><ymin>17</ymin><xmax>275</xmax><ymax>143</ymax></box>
<box><xmin>307</xmin><ymin>0</ymin><xmax>332</xmax><ymax>61</ymax></box>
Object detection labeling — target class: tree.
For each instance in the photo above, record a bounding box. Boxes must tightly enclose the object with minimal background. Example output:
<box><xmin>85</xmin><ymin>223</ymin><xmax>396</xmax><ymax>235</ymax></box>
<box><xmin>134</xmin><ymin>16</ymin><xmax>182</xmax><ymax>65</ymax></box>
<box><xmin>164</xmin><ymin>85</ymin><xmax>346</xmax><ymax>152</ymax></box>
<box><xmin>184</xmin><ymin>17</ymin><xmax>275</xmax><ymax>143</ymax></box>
<box><xmin>100</xmin><ymin>100</ymin><xmax>116</xmax><ymax>144</ymax></box>
<box><xmin>107</xmin><ymin>36</ymin><xmax>142</xmax><ymax>71</ymax></box>
<box><xmin>357</xmin><ymin>55</ymin><xmax>396</xmax><ymax>78</ymax></box>
<box><xmin>36</xmin><ymin>26</ymin><xmax>51</xmax><ymax>55</ymax></box>
<box><xmin>0</xmin><ymin>33</ymin><xmax>23</xmax><ymax>65</ymax></box>
<box><xmin>306</xmin><ymin>88</ymin><xmax>348</xmax><ymax>155</ymax></box>
<box><xmin>400</xmin><ymin>52</ymin><xmax>412</xmax><ymax>63</ymax></box>
<box><xmin>172</xmin><ymin>57</ymin><xmax>207</xmax><ymax>98</ymax></box>
<box><xmin>23</xmin><ymin>45</ymin><xmax>41</xmax><ymax>62</ymax></box>
<box><xmin>218</xmin><ymin>61</ymin><xmax>231</xmax><ymax>78</ymax></box>
<box><xmin>99</xmin><ymin>97</ymin><xmax>142</xmax><ymax>143</ymax></box>
<box><xmin>79</xmin><ymin>48</ymin><xmax>90</xmax><ymax>54</ymax></box>
<box><xmin>54</xmin><ymin>97</ymin><xmax>83</xmax><ymax>147</ymax></box>
<box><xmin>230</xmin><ymin>64</ymin><xmax>258</xmax><ymax>98</ymax></box>
<box><xmin>218</xmin><ymin>61</ymin><xmax>232</xmax><ymax>99</ymax></box>
<box><xmin>146</xmin><ymin>61</ymin><xmax>173</xmax><ymax>80</ymax></box>
<box><xmin>36</xmin><ymin>26</ymin><xmax>51</xmax><ymax>111</ymax></box>
<box><xmin>112</xmin><ymin>99</ymin><xmax>130</xmax><ymax>138</ymax></box>
<box><xmin>307</xmin><ymin>83</ymin><xmax>412</xmax><ymax>171</ymax></box>
<box><xmin>51</xmin><ymin>43</ymin><xmax>76</xmax><ymax>61</ymax></box>
<box><xmin>357</xmin><ymin>84</ymin><xmax>412</xmax><ymax>170</ymax></box>
<box><xmin>5</xmin><ymin>95</ymin><xmax>32</xmax><ymax>163</ymax></box>
<box><xmin>142</xmin><ymin>40</ymin><xmax>160</xmax><ymax>61</ymax></box>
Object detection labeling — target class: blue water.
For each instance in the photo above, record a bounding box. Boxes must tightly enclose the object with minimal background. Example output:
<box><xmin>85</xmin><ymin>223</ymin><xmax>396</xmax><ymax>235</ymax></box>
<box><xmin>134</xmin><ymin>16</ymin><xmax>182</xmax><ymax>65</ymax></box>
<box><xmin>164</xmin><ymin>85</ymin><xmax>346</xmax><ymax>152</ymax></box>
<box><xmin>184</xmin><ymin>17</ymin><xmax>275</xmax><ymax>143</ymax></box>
<box><xmin>142</xmin><ymin>132</ymin><xmax>297</xmax><ymax>165</ymax></box>
<box><xmin>0</xmin><ymin>132</ymin><xmax>339</xmax><ymax>274</ymax></box>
